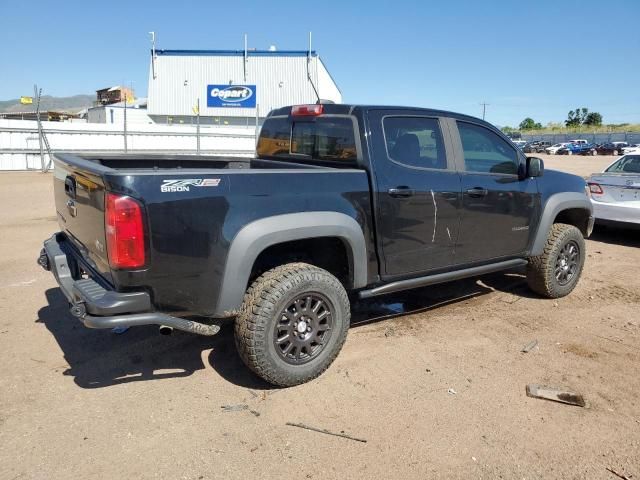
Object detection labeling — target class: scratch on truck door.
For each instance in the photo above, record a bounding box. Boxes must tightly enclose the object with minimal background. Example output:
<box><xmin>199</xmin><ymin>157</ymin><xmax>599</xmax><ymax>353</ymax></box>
<box><xmin>430</xmin><ymin>190</ymin><xmax>438</xmax><ymax>243</ymax></box>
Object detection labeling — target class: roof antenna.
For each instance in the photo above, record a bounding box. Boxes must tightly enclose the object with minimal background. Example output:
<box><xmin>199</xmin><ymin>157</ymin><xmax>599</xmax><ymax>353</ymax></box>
<box><xmin>306</xmin><ymin>31</ymin><xmax>320</xmax><ymax>104</ymax></box>
<box><xmin>149</xmin><ymin>32</ymin><xmax>157</xmax><ymax>79</ymax></box>
<box><xmin>243</xmin><ymin>33</ymin><xmax>248</xmax><ymax>82</ymax></box>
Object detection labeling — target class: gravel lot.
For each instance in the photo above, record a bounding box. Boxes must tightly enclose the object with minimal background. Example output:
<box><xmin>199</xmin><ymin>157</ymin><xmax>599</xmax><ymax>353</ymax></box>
<box><xmin>1</xmin><ymin>156</ymin><xmax>638</xmax><ymax>479</ymax></box>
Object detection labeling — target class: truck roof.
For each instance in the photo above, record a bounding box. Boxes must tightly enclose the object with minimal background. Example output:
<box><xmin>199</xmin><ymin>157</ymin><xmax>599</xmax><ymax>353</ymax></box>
<box><xmin>268</xmin><ymin>104</ymin><xmax>493</xmax><ymax>127</ymax></box>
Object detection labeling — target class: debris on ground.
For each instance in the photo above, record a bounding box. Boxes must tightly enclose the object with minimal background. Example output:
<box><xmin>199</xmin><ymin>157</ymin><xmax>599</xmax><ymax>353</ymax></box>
<box><xmin>525</xmin><ymin>384</ymin><xmax>586</xmax><ymax>407</ymax></box>
<box><xmin>249</xmin><ymin>410</ymin><xmax>261</xmax><ymax>417</ymax></box>
<box><xmin>285</xmin><ymin>422</ymin><xmax>367</xmax><ymax>443</ymax></box>
<box><xmin>447</xmin><ymin>388</ymin><xmax>457</xmax><ymax>395</ymax></box>
<box><xmin>605</xmin><ymin>466</ymin><xmax>632</xmax><ymax>480</ymax></box>
<box><xmin>521</xmin><ymin>340</ymin><xmax>539</xmax><ymax>353</ymax></box>
<box><xmin>221</xmin><ymin>404</ymin><xmax>249</xmax><ymax>412</ymax></box>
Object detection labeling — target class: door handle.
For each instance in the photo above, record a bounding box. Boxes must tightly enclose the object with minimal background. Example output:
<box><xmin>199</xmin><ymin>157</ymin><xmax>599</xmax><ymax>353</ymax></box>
<box><xmin>388</xmin><ymin>187</ymin><xmax>415</xmax><ymax>198</ymax></box>
<box><xmin>64</xmin><ymin>176</ymin><xmax>77</xmax><ymax>199</ymax></box>
<box><xmin>465</xmin><ymin>187</ymin><xmax>488</xmax><ymax>198</ymax></box>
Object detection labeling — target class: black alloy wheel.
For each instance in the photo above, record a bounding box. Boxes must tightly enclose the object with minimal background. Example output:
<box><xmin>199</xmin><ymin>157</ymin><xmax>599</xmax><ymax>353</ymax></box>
<box><xmin>274</xmin><ymin>293</ymin><xmax>334</xmax><ymax>364</ymax></box>
<box><xmin>554</xmin><ymin>240</ymin><xmax>580</xmax><ymax>286</ymax></box>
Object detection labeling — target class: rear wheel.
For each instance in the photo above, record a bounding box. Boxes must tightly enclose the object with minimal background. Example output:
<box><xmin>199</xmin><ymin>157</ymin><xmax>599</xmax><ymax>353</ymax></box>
<box><xmin>613</xmin><ymin>150</ymin><xmax>618</xmax><ymax>156</ymax></box>
<box><xmin>235</xmin><ymin>263</ymin><xmax>350</xmax><ymax>387</ymax></box>
<box><xmin>527</xmin><ymin>223</ymin><xmax>585</xmax><ymax>298</ymax></box>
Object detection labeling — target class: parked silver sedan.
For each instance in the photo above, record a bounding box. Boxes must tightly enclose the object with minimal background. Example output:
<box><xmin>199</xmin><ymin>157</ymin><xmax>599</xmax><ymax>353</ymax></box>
<box><xmin>587</xmin><ymin>155</ymin><xmax>640</xmax><ymax>226</ymax></box>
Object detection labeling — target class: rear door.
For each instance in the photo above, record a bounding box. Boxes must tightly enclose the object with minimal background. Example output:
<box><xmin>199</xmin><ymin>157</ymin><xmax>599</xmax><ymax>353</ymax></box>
<box><xmin>448</xmin><ymin>119</ymin><xmax>538</xmax><ymax>264</ymax></box>
<box><xmin>367</xmin><ymin>110</ymin><xmax>462</xmax><ymax>277</ymax></box>
<box><xmin>53</xmin><ymin>160</ymin><xmax>112</xmax><ymax>280</ymax></box>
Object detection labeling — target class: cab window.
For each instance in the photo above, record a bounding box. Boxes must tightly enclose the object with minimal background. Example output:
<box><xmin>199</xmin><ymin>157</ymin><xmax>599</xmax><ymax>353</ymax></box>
<box><xmin>290</xmin><ymin>117</ymin><xmax>357</xmax><ymax>161</ymax></box>
<box><xmin>457</xmin><ymin>122</ymin><xmax>519</xmax><ymax>175</ymax></box>
<box><xmin>257</xmin><ymin>116</ymin><xmax>357</xmax><ymax>162</ymax></box>
<box><xmin>383</xmin><ymin>116</ymin><xmax>446</xmax><ymax>169</ymax></box>
<box><xmin>256</xmin><ymin>117</ymin><xmax>291</xmax><ymax>157</ymax></box>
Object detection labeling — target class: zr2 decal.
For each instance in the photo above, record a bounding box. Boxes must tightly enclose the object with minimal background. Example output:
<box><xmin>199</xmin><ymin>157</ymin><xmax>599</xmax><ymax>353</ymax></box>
<box><xmin>160</xmin><ymin>178</ymin><xmax>221</xmax><ymax>193</ymax></box>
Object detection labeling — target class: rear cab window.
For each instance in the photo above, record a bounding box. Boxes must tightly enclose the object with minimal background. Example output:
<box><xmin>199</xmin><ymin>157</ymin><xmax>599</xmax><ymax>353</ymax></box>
<box><xmin>257</xmin><ymin>116</ymin><xmax>358</xmax><ymax>164</ymax></box>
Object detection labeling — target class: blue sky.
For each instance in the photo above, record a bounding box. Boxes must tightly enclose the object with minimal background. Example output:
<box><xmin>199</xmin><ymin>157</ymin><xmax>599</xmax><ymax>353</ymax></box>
<box><xmin>1</xmin><ymin>0</ymin><xmax>638</xmax><ymax>126</ymax></box>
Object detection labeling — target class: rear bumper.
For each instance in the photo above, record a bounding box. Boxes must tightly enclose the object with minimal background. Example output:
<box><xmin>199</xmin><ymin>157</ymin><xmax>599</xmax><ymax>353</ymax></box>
<box><xmin>591</xmin><ymin>200</ymin><xmax>640</xmax><ymax>225</ymax></box>
<box><xmin>38</xmin><ymin>234</ymin><xmax>220</xmax><ymax>336</ymax></box>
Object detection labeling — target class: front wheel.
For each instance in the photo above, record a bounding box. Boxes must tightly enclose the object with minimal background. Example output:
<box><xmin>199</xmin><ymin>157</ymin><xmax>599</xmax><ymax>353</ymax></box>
<box><xmin>235</xmin><ymin>263</ymin><xmax>350</xmax><ymax>387</ymax></box>
<box><xmin>527</xmin><ymin>223</ymin><xmax>586</xmax><ymax>298</ymax></box>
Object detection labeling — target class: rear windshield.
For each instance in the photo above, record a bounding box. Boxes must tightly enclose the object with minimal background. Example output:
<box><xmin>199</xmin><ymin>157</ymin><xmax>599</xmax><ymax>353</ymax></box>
<box><xmin>606</xmin><ymin>155</ymin><xmax>640</xmax><ymax>173</ymax></box>
<box><xmin>257</xmin><ymin>116</ymin><xmax>357</xmax><ymax>163</ymax></box>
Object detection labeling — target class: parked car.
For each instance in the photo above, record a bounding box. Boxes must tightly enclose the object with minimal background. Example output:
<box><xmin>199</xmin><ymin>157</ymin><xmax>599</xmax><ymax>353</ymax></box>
<box><xmin>524</xmin><ymin>141</ymin><xmax>552</xmax><ymax>153</ymax></box>
<box><xmin>545</xmin><ymin>143</ymin><xmax>569</xmax><ymax>155</ymax></box>
<box><xmin>37</xmin><ymin>103</ymin><xmax>594</xmax><ymax>386</ymax></box>
<box><xmin>587</xmin><ymin>154</ymin><xmax>640</xmax><ymax>226</ymax></box>
<box><xmin>592</xmin><ymin>142</ymin><xmax>629</xmax><ymax>156</ymax></box>
<box><xmin>558</xmin><ymin>143</ymin><xmax>596</xmax><ymax>155</ymax></box>
<box><xmin>621</xmin><ymin>144</ymin><xmax>640</xmax><ymax>155</ymax></box>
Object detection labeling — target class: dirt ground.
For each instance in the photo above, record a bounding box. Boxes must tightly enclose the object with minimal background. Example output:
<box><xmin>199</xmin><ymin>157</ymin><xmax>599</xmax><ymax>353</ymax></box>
<box><xmin>1</xmin><ymin>156</ymin><xmax>638</xmax><ymax>480</ymax></box>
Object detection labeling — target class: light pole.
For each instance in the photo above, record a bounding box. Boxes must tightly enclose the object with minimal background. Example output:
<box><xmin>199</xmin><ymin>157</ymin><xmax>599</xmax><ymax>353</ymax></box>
<box><xmin>480</xmin><ymin>102</ymin><xmax>490</xmax><ymax>120</ymax></box>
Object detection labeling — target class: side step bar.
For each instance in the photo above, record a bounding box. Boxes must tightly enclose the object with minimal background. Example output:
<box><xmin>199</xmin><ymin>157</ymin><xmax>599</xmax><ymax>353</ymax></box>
<box><xmin>358</xmin><ymin>259</ymin><xmax>528</xmax><ymax>299</ymax></box>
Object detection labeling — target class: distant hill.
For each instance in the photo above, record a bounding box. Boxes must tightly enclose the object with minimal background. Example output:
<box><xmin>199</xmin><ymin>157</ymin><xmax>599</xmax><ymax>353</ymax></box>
<box><xmin>0</xmin><ymin>94</ymin><xmax>95</xmax><ymax>113</ymax></box>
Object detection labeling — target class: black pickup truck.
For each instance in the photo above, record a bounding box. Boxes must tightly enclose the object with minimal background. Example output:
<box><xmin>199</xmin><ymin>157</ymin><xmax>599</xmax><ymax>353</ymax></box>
<box><xmin>39</xmin><ymin>104</ymin><xmax>594</xmax><ymax>386</ymax></box>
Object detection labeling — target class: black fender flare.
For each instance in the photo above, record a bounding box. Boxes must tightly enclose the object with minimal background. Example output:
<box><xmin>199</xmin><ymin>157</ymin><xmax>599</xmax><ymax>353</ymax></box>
<box><xmin>214</xmin><ymin>212</ymin><xmax>367</xmax><ymax>316</ymax></box>
<box><xmin>530</xmin><ymin>192</ymin><xmax>593</xmax><ymax>256</ymax></box>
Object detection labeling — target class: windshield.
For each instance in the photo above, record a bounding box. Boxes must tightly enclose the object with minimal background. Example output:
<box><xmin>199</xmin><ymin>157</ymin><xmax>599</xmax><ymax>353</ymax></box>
<box><xmin>605</xmin><ymin>155</ymin><xmax>640</xmax><ymax>173</ymax></box>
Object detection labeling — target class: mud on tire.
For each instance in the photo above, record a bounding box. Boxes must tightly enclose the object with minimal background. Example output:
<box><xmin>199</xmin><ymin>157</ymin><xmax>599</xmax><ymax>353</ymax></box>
<box><xmin>234</xmin><ymin>263</ymin><xmax>350</xmax><ymax>387</ymax></box>
<box><xmin>527</xmin><ymin>223</ymin><xmax>586</xmax><ymax>299</ymax></box>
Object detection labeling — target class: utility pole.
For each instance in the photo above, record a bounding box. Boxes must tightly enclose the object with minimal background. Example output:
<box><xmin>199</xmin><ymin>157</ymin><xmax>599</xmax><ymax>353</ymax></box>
<box><xmin>123</xmin><ymin>90</ymin><xmax>128</xmax><ymax>153</ymax></box>
<box><xmin>480</xmin><ymin>102</ymin><xmax>490</xmax><ymax>120</ymax></box>
<box><xmin>34</xmin><ymin>84</ymin><xmax>45</xmax><ymax>171</ymax></box>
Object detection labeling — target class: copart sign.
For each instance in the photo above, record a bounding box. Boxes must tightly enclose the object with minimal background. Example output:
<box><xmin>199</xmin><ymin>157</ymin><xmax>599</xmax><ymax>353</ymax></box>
<box><xmin>206</xmin><ymin>85</ymin><xmax>256</xmax><ymax>108</ymax></box>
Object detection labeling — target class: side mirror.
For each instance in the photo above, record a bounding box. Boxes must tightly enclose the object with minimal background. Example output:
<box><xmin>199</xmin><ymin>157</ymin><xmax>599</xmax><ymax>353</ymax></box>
<box><xmin>526</xmin><ymin>156</ymin><xmax>544</xmax><ymax>178</ymax></box>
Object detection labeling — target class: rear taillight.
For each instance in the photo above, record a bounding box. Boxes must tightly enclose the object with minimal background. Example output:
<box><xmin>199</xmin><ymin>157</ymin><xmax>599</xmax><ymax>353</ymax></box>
<box><xmin>588</xmin><ymin>183</ymin><xmax>604</xmax><ymax>195</ymax></box>
<box><xmin>105</xmin><ymin>193</ymin><xmax>145</xmax><ymax>269</ymax></box>
<box><xmin>291</xmin><ymin>104</ymin><xmax>323</xmax><ymax>116</ymax></box>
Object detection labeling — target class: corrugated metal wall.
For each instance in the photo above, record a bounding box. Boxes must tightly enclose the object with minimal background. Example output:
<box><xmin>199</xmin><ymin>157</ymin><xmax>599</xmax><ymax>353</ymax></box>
<box><xmin>148</xmin><ymin>53</ymin><xmax>341</xmax><ymax>117</ymax></box>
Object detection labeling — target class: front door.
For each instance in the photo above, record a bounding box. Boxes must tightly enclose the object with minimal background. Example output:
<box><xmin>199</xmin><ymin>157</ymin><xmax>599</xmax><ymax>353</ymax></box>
<box><xmin>450</xmin><ymin>119</ymin><xmax>538</xmax><ymax>264</ymax></box>
<box><xmin>368</xmin><ymin>110</ymin><xmax>462</xmax><ymax>277</ymax></box>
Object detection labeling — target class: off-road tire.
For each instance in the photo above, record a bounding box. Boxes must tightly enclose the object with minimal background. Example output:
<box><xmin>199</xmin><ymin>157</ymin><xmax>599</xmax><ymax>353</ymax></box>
<box><xmin>235</xmin><ymin>263</ymin><xmax>350</xmax><ymax>387</ymax></box>
<box><xmin>527</xmin><ymin>223</ymin><xmax>585</xmax><ymax>298</ymax></box>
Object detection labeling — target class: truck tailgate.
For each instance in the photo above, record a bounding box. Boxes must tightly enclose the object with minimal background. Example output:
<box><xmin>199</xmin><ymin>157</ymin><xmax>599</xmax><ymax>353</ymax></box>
<box><xmin>53</xmin><ymin>161</ymin><xmax>112</xmax><ymax>282</ymax></box>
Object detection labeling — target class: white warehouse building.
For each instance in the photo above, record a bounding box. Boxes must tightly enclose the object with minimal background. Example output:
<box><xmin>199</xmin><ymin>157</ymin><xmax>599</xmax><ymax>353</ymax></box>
<box><xmin>147</xmin><ymin>49</ymin><xmax>342</xmax><ymax>126</ymax></box>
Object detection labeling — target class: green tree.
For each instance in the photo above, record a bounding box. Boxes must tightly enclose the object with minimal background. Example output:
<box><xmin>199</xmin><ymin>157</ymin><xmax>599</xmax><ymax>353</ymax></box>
<box><xmin>566</xmin><ymin>108</ymin><xmax>589</xmax><ymax>127</ymax></box>
<box><xmin>519</xmin><ymin>118</ymin><xmax>542</xmax><ymax>130</ymax></box>
<box><xmin>584</xmin><ymin>112</ymin><xmax>603</xmax><ymax>126</ymax></box>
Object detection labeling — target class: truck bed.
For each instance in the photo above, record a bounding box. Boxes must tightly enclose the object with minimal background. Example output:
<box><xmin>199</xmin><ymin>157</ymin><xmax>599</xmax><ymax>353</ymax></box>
<box><xmin>58</xmin><ymin>153</ymin><xmax>357</xmax><ymax>173</ymax></box>
<box><xmin>51</xmin><ymin>152</ymin><xmax>375</xmax><ymax>317</ymax></box>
